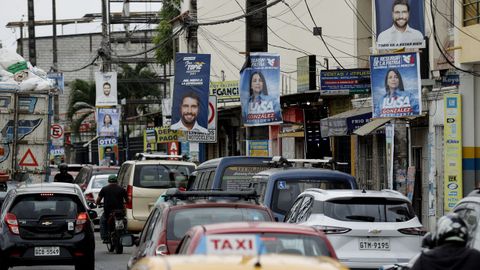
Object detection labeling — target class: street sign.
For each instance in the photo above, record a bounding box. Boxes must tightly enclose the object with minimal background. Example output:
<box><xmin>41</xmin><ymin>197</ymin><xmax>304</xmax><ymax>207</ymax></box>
<box><xmin>51</xmin><ymin>123</ymin><xmax>64</xmax><ymax>146</ymax></box>
<box><xmin>19</xmin><ymin>148</ymin><xmax>39</xmax><ymax>167</ymax></box>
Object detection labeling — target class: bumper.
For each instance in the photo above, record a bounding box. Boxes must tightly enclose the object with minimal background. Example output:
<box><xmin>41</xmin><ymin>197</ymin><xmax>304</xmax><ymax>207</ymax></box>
<box><xmin>340</xmin><ymin>257</ymin><xmax>412</xmax><ymax>269</ymax></box>
<box><xmin>126</xmin><ymin>210</ymin><xmax>146</xmax><ymax>233</ymax></box>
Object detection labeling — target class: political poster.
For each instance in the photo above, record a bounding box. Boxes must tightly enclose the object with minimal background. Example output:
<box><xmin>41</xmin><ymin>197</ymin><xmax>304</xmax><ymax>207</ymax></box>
<box><xmin>375</xmin><ymin>0</ymin><xmax>425</xmax><ymax>49</ymax></box>
<box><xmin>210</xmin><ymin>81</ymin><xmax>240</xmax><ymax>102</ymax></box>
<box><xmin>97</xmin><ymin>108</ymin><xmax>120</xmax><ymax>137</ymax></box>
<box><xmin>95</xmin><ymin>72</ymin><xmax>118</xmax><ymax>107</ymax></box>
<box><xmin>240</xmin><ymin>53</ymin><xmax>282</xmax><ymax>126</ymax></box>
<box><xmin>171</xmin><ymin>53</ymin><xmax>210</xmax><ymax>134</ymax></box>
<box><xmin>144</xmin><ymin>128</ymin><xmax>157</xmax><ymax>152</ymax></box>
<box><xmin>370</xmin><ymin>52</ymin><xmax>422</xmax><ymax>118</ymax></box>
<box><xmin>187</xmin><ymin>95</ymin><xmax>217</xmax><ymax>143</ymax></box>
<box><xmin>98</xmin><ymin>137</ymin><xmax>119</xmax><ymax>166</ymax></box>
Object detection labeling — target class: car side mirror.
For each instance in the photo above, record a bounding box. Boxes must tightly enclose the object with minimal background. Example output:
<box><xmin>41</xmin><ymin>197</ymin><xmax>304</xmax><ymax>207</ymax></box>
<box><xmin>121</xmin><ymin>234</ymin><xmax>136</xmax><ymax>247</ymax></box>
<box><xmin>0</xmin><ymin>183</ymin><xmax>7</xmax><ymax>192</ymax></box>
<box><xmin>155</xmin><ymin>244</ymin><xmax>168</xmax><ymax>256</ymax></box>
<box><xmin>87</xmin><ymin>210</ymin><xmax>98</xmax><ymax>220</ymax></box>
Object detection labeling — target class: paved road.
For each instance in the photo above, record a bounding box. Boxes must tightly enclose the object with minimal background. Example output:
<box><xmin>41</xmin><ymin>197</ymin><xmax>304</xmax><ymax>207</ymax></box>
<box><xmin>13</xmin><ymin>232</ymin><xmax>135</xmax><ymax>270</ymax></box>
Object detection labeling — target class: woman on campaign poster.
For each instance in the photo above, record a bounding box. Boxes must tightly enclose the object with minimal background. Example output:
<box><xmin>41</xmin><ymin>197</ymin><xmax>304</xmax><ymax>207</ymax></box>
<box><xmin>97</xmin><ymin>108</ymin><xmax>120</xmax><ymax>137</ymax></box>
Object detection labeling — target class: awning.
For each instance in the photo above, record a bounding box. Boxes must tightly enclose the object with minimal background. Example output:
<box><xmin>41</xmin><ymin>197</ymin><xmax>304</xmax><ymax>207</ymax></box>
<box><xmin>320</xmin><ymin>107</ymin><xmax>372</xmax><ymax>137</ymax></box>
<box><xmin>354</xmin><ymin>118</ymin><xmax>392</xmax><ymax>136</ymax></box>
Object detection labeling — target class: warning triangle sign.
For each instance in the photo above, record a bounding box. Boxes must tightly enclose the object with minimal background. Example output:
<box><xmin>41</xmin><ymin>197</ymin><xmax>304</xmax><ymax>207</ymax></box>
<box><xmin>19</xmin><ymin>149</ymin><xmax>39</xmax><ymax>167</ymax></box>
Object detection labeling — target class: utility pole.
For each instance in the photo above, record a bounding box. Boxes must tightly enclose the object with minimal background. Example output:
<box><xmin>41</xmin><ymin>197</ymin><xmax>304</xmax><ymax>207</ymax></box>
<box><xmin>101</xmin><ymin>0</ymin><xmax>111</xmax><ymax>72</ymax></box>
<box><xmin>52</xmin><ymin>0</ymin><xmax>58</xmax><ymax>71</ymax></box>
<box><xmin>187</xmin><ymin>0</ymin><xmax>198</xmax><ymax>53</ymax></box>
<box><xmin>27</xmin><ymin>0</ymin><xmax>36</xmax><ymax>66</ymax></box>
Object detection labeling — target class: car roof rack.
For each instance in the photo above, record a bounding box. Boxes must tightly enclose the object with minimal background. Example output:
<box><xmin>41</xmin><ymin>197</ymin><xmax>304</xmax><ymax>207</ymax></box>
<box><xmin>135</xmin><ymin>152</ymin><xmax>189</xmax><ymax>161</ymax></box>
<box><xmin>164</xmin><ymin>188</ymin><xmax>259</xmax><ymax>205</ymax></box>
<box><xmin>269</xmin><ymin>156</ymin><xmax>349</xmax><ymax>169</ymax></box>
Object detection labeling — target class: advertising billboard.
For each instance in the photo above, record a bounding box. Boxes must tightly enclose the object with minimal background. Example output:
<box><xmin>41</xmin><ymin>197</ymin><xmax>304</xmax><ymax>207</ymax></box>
<box><xmin>320</xmin><ymin>69</ymin><xmax>370</xmax><ymax>95</ymax></box>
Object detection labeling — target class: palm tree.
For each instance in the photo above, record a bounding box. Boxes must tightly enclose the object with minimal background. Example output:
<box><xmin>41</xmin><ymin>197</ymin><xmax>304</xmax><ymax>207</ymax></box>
<box><xmin>67</xmin><ymin>79</ymin><xmax>96</xmax><ymax>136</ymax></box>
<box><xmin>117</xmin><ymin>63</ymin><xmax>161</xmax><ymax>100</ymax></box>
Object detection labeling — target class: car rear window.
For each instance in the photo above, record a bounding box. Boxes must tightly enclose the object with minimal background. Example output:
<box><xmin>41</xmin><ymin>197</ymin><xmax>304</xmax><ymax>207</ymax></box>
<box><xmin>134</xmin><ymin>164</ymin><xmax>195</xmax><ymax>188</ymax></box>
<box><xmin>221</xmin><ymin>166</ymin><xmax>271</xmax><ymax>190</ymax></box>
<box><xmin>167</xmin><ymin>207</ymin><xmax>271</xmax><ymax>240</ymax></box>
<box><xmin>271</xmin><ymin>179</ymin><xmax>352</xmax><ymax>215</ymax></box>
<box><xmin>319</xmin><ymin>197</ymin><xmax>415</xmax><ymax>222</ymax></box>
<box><xmin>10</xmin><ymin>194</ymin><xmax>83</xmax><ymax>219</ymax></box>
<box><xmin>92</xmin><ymin>175</ymin><xmax>109</xmax><ymax>189</ymax></box>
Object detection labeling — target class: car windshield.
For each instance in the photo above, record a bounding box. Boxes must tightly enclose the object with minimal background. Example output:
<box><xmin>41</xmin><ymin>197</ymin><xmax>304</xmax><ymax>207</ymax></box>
<box><xmin>454</xmin><ymin>202</ymin><xmax>480</xmax><ymax>250</ymax></box>
<box><xmin>91</xmin><ymin>175</ymin><xmax>110</xmax><ymax>189</ymax></box>
<box><xmin>271</xmin><ymin>179</ymin><xmax>352</xmax><ymax>215</ymax></box>
<box><xmin>11</xmin><ymin>194</ymin><xmax>81</xmax><ymax>220</ymax></box>
<box><xmin>134</xmin><ymin>164</ymin><xmax>195</xmax><ymax>189</ymax></box>
<box><xmin>167</xmin><ymin>207</ymin><xmax>271</xmax><ymax>240</ymax></box>
<box><xmin>320</xmin><ymin>197</ymin><xmax>415</xmax><ymax>222</ymax></box>
<box><xmin>221</xmin><ymin>165</ymin><xmax>271</xmax><ymax>190</ymax></box>
<box><xmin>198</xmin><ymin>233</ymin><xmax>332</xmax><ymax>257</ymax></box>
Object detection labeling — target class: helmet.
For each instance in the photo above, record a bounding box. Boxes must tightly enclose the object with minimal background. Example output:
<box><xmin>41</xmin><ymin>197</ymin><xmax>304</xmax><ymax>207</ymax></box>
<box><xmin>108</xmin><ymin>174</ymin><xmax>118</xmax><ymax>183</ymax></box>
<box><xmin>58</xmin><ymin>163</ymin><xmax>68</xmax><ymax>172</ymax></box>
<box><xmin>435</xmin><ymin>213</ymin><xmax>469</xmax><ymax>246</ymax></box>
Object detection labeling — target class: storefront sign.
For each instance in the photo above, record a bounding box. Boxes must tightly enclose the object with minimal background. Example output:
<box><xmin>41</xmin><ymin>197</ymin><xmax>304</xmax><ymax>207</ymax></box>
<box><xmin>444</xmin><ymin>94</ymin><xmax>463</xmax><ymax>211</ymax></box>
<box><xmin>210</xmin><ymin>81</ymin><xmax>240</xmax><ymax>102</ymax></box>
<box><xmin>247</xmin><ymin>140</ymin><xmax>270</xmax><ymax>157</ymax></box>
<box><xmin>320</xmin><ymin>69</ymin><xmax>370</xmax><ymax>95</ymax></box>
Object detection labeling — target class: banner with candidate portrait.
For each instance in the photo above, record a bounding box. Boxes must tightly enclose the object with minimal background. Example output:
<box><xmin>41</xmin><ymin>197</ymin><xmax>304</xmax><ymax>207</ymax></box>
<box><xmin>370</xmin><ymin>52</ymin><xmax>422</xmax><ymax>118</ymax></box>
<box><xmin>240</xmin><ymin>53</ymin><xmax>282</xmax><ymax>126</ymax></box>
<box><xmin>96</xmin><ymin>107</ymin><xmax>120</xmax><ymax>137</ymax></box>
<box><xmin>375</xmin><ymin>0</ymin><xmax>425</xmax><ymax>49</ymax></box>
<box><xmin>95</xmin><ymin>71</ymin><xmax>118</xmax><ymax>107</ymax></box>
<box><xmin>171</xmin><ymin>53</ymin><xmax>210</xmax><ymax>134</ymax></box>
<box><xmin>98</xmin><ymin>137</ymin><xmax>119</xmax><ymax>166</ymax></box>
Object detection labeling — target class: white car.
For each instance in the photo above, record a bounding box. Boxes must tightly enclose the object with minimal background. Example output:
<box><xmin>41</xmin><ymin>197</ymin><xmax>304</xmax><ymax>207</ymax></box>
<box><xmin>284</xmin><ymin>189</ymin><xmax>425</xmax><ymax>269</ymax></box>
<box><xmin>84</xmin><ymin>174</ymin><xmax>112</xmax><ymax>225</ymax></box>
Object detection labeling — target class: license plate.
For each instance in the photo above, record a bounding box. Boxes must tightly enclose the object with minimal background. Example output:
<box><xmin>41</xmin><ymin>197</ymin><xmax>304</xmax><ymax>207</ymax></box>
<box><xmin>34</xmin><ymin>246</ymin><xmax>60</xmax><ymax>256</ymax></box>
<box><xmin>359</xmin><ymin>238</ymin><xmax>390</xmax><ymax>250</ymax></box>
<box><xmin>115</xmin><ymin>220</ymin><xmax>124</xmax><ymax>230</ymax></box>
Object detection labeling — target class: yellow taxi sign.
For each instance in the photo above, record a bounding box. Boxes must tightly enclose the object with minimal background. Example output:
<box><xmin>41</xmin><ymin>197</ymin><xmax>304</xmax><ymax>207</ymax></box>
<box><xmin>131</xmin><ymin>255</ymin><xmax>349</xmax><ymax>270</ymax></box>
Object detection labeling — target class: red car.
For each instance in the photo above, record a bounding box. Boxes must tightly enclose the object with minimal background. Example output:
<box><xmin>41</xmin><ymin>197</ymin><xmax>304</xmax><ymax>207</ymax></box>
<box><xmin>175</xmin><ymin>221</ymin><xmax>337</xmax><ymax>258</ymax></box>
<box><xmin>123</xmin><ymin>190</ymin><xmax>275</xmax><ymax>270</ymax></box>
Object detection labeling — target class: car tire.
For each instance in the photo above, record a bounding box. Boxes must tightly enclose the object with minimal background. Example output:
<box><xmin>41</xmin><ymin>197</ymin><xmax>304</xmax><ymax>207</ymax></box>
<box><xmin>75</xmin><ymin>255</ymin><xmax>94</xmax><ymax>270</ymax></box>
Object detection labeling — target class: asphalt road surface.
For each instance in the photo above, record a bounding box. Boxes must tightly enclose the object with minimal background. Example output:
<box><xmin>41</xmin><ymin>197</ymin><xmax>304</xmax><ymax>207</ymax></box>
<box><xmin>12</xmin><ymin>232</ymin><xmax>135</xmax><ymax>270</ymax></box>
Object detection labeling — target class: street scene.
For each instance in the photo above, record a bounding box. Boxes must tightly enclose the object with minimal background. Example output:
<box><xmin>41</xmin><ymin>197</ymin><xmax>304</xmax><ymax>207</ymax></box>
<box><xmin>1</xmin><ymin>0</ymin><xmax>480</xmax><ymax>270</ymax></box>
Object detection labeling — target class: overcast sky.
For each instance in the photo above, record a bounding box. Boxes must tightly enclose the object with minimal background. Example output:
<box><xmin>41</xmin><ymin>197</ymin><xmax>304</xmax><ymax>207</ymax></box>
<box><xmin>0</xmin><ymin>0</ymin><xmax>162</xmax><ymax>50</ymax></box>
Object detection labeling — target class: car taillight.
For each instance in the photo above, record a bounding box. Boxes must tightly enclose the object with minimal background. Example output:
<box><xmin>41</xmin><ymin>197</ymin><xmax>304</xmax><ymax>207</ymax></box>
<box><xmin>5</xmin><ymin>213</ymin><xmax>19</xmax><ymax>235</ymax></box>
<box><xmin>75</xmin><ymin>212</ymin><xmax>89</xmax><ymax>233</ymax></box>
<box><xmin>398</xmin><ymin>226</ymin><xmax>427</xmax><ymax>236</ymax></box>
<box><xmin>85</xmin><ymin>193</ymin><xmax>94</xmax><ymax>203</ymax></box>
<box><xmin>312</xmin><ymin>225</ymin><xmax>351</xmax><ymax>234</ymax></box>
<box><xmin>126</xmin><ymin>185</ymin><xmax>133</xmax><ymax>209</ymax></box>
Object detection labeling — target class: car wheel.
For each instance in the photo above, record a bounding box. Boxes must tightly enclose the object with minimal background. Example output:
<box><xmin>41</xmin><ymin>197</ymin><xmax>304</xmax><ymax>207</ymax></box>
<box><xmin>75</xmin><ymin>255</ymin><xmax>94</xmax><ymax>270</ymax></box>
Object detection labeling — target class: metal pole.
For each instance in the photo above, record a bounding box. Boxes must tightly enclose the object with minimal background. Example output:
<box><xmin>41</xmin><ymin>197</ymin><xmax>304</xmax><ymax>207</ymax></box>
<box><xmin>27</xmin><ymin>0</ymin><xmax>36</xmax><ymax>66</ymax></box>
<box><xmin>52</xmin><ymin>0</ymin><xmax>57</xmax><ymax>71</ymax></box>
<box><xmin>101</xmin><ymin>0</ymin><xmax>111</xmax><ymax>72</ymax></box>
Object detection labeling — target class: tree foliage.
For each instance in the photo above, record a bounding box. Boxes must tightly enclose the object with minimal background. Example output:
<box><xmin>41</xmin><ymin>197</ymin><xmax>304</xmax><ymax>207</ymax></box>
<box><xmin>153</xmin><ymin>0</ymin><xmax>181</xmax><ymax>64</ymax></box>
<box><xmin>117</xmin><ymin>63</ymin><xmax>161</xmax><ymax>100</ymax></box>
<box><xmin>67</xmin><ymin>79</ymin><xmax>96</xmax><ymax>135</ymax></box>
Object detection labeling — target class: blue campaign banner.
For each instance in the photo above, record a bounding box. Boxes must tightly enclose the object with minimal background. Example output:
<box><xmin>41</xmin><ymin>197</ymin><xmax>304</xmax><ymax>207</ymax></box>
<box><xmin>370</xmin><ymin>52</ymin><xmax>422</xmax><ymax>118</ymax></box>
<box><xmin>375</xmin><ymin>0</ymin><xmax>425</xmax><ymax>49</ymax></box>
<box><xmin>96</xmin><ymin>108</ymin><xmax>120</xmax><ymax>137</ymax></box>
<box><xmin>240</xmin><ymin>53</ymin><xmax>282</xmax><ymax>126</ymax></box>
<box><xmin>171</xmin><ymin>53</ymin><xmax>210</xmax><ymax>134</ymax></box>
<box><xmin>320</xmin><ymin>69</ymin><xmax>370</xmax><ymax>95</ymax></box>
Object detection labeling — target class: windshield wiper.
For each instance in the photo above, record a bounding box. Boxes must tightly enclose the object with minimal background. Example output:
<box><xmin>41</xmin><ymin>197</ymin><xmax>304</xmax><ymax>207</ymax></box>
<box><xmin>345</xmin><ymin>215</ymin><xmax>375</xmax><ymax>222</ymax></box>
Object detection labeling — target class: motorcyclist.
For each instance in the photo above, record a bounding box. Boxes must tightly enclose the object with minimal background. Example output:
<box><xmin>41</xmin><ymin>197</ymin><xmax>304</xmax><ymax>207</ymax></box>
<box><xmin>410</xmin><ymin>213</ymin><xmax>480</xmax><ymax>270</ymax></box>
<box><xmin>54</xmin><ymin>163</ymin><xmax>74</xmax><ymax>183</ymax></box>
<box><xmin>96</xmin><ymin>174</ymin><xmax>128</xmax><ymax>243</ymax></box>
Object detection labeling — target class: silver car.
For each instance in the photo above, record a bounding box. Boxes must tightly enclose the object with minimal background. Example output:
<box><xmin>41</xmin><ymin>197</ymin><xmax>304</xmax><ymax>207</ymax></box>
<box><xmin>452</xmin><ymin>189</ymin><xmax>480</xmax><ymax>250</ymax></box>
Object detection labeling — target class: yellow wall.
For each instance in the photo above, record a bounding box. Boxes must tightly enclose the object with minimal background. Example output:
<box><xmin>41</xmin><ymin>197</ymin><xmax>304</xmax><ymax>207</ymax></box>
<box><xmin>459</xmin><ymin>24</ymin><xmax>480</xmax><ymax>64</ymax></box>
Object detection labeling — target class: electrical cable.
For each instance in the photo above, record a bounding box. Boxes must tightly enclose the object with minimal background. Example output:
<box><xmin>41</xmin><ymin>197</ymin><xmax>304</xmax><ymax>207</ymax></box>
<box><xmin>58</xmin><ymin>54</ymin><xmax>100</xmax><ymax>73</ymax></box>
<box><xmin>430</xmin><ymin>0</ymin><xmax>480</xmax><ymax>77</ymax></box>
<box><xmin>432</xmin><ymin>0</ymin><xmax>480</xmax><ymax>44</ymax></box>
<box><xmin>343</xmin><ymin>0</ymin><xmax>375</xmax><ymax>36</ymax></box>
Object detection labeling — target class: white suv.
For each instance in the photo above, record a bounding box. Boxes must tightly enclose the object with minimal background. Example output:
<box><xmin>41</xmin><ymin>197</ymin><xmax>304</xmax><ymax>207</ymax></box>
<box><xmin>284</xmin><ymin>189</ymin><xmax>425</xmax><ymax>269</ymax></box>
<box><xmin>117</xmin><ymin>154</ymin><xmax>196</xmax><ymax>233</ymax></box>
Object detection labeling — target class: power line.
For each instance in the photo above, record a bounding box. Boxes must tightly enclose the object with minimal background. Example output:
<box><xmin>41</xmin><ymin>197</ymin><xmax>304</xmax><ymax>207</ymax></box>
<box><xmin>59</xmin><ymin>54</ymin><xmax>100</xmax><ymax>73</ymax></box>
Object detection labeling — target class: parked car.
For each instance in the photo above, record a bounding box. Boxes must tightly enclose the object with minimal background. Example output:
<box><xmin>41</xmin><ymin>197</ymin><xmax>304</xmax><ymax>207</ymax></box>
<box><xmin>117</xmin><ymin>155</ymin><xmax>196</xmax><ymax>233</ymax></box>
<box><xmin>452</xmin><ymin>188</ymin><xmax>480</xmax><ymax>250</ymax></box>
<box><xmin>251</xmin><ymin>167</ymin><xmax>358</xmax><ymax>220</ymax></box>
<box><xmin>176</xmin><ymin>221</ymin><xmax>337</xmax><ymax>258</ymax></box>
<box><xmin>49</xmin><ymin>164</ymin><xmax>85</xmax><ymax>183</ymax></box>
<box><xmin>73</xmin><ymin>165</ymin><xmax>120</xmax><ymax>191</ymax></box>
<box><xmin>131</xmin><ymin>255</ymin><xmax>348</xmax><ymax>270</ymax></box>
<box><xmin>0</xmin><ymin>182</ymin><xmax>97</xmax><ymax>270</ymax></box>
<box><xmin>285</xmin><ymin>189</ymin><xmax>425</xmax><ymax>269</ymax></box>
<box><xmin>84</xmin><ymin>173</ymin><xmax>113</xmax><ymax>225</ymax></box>
<box><xmin>0</xmin><ymin>181</ymin><xmax>19</xmax><ymax>209</ymax></box>
<box><xmin>122</xmin><ymin>189</ymin><xmax>275</xmax><ymax>270</ymax></box>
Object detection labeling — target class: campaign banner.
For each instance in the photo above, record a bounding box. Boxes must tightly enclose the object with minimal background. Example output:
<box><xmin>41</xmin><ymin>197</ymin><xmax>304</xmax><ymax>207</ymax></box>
<box><xmin>171</xmin><ymin>53</ymin><xmax>210</xmax><ymax>134</ymax></box>
<box><xmin>210</xmin><ymin>81</ymin><xmax>240</xmax><ymax>102</ymax></box>
<box><xmin>144</xmin><ymin>128</ymin><xmax>157</xmax><ymax>152</ymax></box>
<box><xmin>98</xmin><ymin>137</ymin><xmax>119</xmax><ymax>166</ymax></box>
<box><xmin>240</xmin><ymin>53</ymin><xmax>282</xmax><ymax>126</ymax></box>
<box><xmin>187</xmin><ymin>95</ymin><xmax>217</xmax><ymax>143</ymax></box>
<box><xmin>95</xmin><ymin>72</ymin><xmax>118</xmax><ymax>107</ymax></box>
<box><xmin>97</xmin><ymin>108</ymin><xmax>120</xmax><ymax>137</ymax></box>
<box><xmin>156</xmin><ymin>127</ymin><xmax>180</xmax><ymax>143</ymax></box>
<box><xmin>320</xmin><ymin>69</ymin><xmax>370</xmax><ymax>95</ymax></box>
<box><xmin>49</xmin><ymin>145</ymin><xmax>65</xmax><ymax>165</ymax></box>
<box><xmin>444</xmin><ymin>94</ymin><xmax>463</xmax><ymax>211</ymax></box>
<box><xmin>375</xmin><ymin>0</ymin><xmax>425</xmax><ymax>49</ymax></box>
<box><xmin>370</xmin><ymin>52</ymin><xmax>422</xmax><ymax>118</ymax></box>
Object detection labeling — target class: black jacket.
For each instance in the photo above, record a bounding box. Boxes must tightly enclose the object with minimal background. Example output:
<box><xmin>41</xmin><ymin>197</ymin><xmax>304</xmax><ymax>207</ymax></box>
<box><xmin>410</xmin><ymin>242</ymin><xmax>480</xmax><ymax>270</ymax></box>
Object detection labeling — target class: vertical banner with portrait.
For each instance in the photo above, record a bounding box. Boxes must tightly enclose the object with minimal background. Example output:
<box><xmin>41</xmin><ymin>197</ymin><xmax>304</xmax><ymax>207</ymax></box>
<box><xmin>171</xmin><ymin>53</ymin><xmax>210</xmax><ymax>134</ymax></box>
<box><xmin>95</xmin><ymin>72</ymin><xmax>118</xmax><ymax>107</ymax></box>
<box><xmin>144</xmin><ymin>128</ymin><xmax>157</xmax><ymax>152</ymax></box>
<box><xmin>96</xmin><ymin>108</ymin><xmax>120</xmax><ymax>137</ymax></box>
<box><xmin>240</xmin><ymin>53</ymin><xmax>282</xmax><ymax>126</ymax></box>
<box><xmin>370</xmin><ymin>52</ymin><xmax>422</xmax><ymax>118</ymax></box>
<box><xmin>98</xmin><ymin>137</ymin><xmax>119</xmax><ymax>166</ymax></box>
<box><xmin>375</xmin><ymin>0</ymin><xmax>425</xmax><ymax>49</ymax></box>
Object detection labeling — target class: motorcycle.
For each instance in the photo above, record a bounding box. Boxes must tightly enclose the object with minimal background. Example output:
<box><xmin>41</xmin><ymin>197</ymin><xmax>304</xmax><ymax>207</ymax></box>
<box><xmin>106</xmin><ymin>210</ymin><xmax>127</xmax><ymax>254</ymax></box>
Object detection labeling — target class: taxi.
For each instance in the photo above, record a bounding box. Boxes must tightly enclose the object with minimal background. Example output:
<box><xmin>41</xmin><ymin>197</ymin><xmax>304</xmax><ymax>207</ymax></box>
<box><xmin>131</xmin><ymin>255</ymin><xmax>349</xmax><ymax>270</ymax></box>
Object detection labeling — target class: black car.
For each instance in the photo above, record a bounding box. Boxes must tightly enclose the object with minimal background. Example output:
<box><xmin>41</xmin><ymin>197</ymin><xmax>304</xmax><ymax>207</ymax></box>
<box><xmin>0</xmin><ymin>182</ymin><xmax>97</xmax><ymax>270</ymax></box>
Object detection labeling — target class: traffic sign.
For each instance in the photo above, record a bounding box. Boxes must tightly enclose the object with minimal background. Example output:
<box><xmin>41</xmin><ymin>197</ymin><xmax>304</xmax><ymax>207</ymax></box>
<box><xmin>51</xmin><ymin>124</ymin><xmax>64</xmax><ymax>139</ymax></box>
<box><xmin>19</xmin><ymin>148</ymin><xmax>39</xmax><ymax>167</ymax></box>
